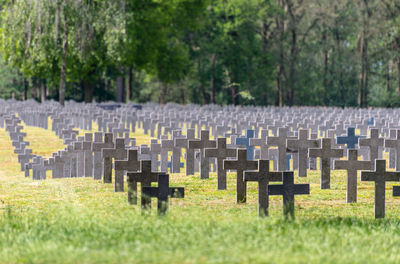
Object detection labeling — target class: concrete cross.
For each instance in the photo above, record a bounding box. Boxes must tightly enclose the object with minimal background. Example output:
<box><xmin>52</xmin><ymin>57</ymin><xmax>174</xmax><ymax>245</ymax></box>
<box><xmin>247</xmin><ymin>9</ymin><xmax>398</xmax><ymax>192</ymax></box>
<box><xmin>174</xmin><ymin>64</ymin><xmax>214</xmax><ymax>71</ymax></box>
<box><xmin>142</xmin><ymin>174</ymin><xmax>184</xmax><ymax>215</ymax></box>
<box><xmin>188</xmin><ymin>130</ymin><xmax>216</xmax><ymax>179</ymax></box>
<box><xmin>67</xmin><ymin>144</ymin><xmax>77</xmax><ymax>178</ymax></box>
<box><xmin>115</xmin><ymin>149</ymin><xmax>140</xmax><ymax>192</ymax></box>
<box><xmin>126</xmin><ymin>160</ymin><xmax>159</xmax><ymax>205</ymax></box>
<box><xmin>161</xmin><ymin>130</ymin><xmax>182</xmax><ymax>173</ymax></box>
<box><xmin>361</xmin><ymin>160</ymin><xmax>400</xmax><ymax>218</ymax></box>
<box><xmin>223</xmin><ymin>149</ymin><xmax>258</xmax><ymax>203</ymax></box>
<box><xmin>268</xmin><ymin>171</ymin><xmax>310</xmax><ymax>219</ymax></box>
<box><xmin>244</xmin><ymin>160</ymin><xmax>282</xmax><ymax>217</ymax></box>
<box><xmin>150</xmin><ymin>141</ymin><xmax>162</xmax><ymax>172</ymax></box>
<box><xmin>74</xmin><ymin>141</ymin><xmax>84</xmax><ymax>177</ymax></box>
<box><xmin>250</xmin><ymin>129</ymin><xmax>269</xmax><ymax>160</ymax></box>
<box><xmin>267</xmin><ymin>127</ymin><xmax>293</xmax><ymax>171</ymax></box>
<box><xmin>18</xmin><ymin>149</ymin><xmax>34</xmax><ymax>171</ymax></box>
<box><xmin>387</xmin><ymin>129</ymin><xmax>397</xmax><ymax>169</ymax></box>
<box><xmin>82</xmin><ymin>133</ymin><xmax>93</xmax><ymax>177</ymax></box>
<box><xmin>309</xmin><ymin>138</ymin><xmax>344</xmax><ymax>189</ymax></box>
<box><xmin>337</xmin><ymin>127</ymin><xmax>363</xmax><ymax>149</ymax></box>
<box><xmin>359</xmin><ymin>128</ymin><xmax>384</xmax><ymax>170</ymax></box>
<box><xmin>53</xmin><ymin>153</ymin><xmax>64</xmax><ymax>179</ymax></box>
<box><xmin>92</xmin><ymin>133</ymin><xmax>113</xmax><ymax>180</ymax></box>
<box><xmin>235</xmin><ymin>129</ymin><xmax>255</xmax><ymax>160</ymax></box>
<box><xmin>384</xmin><ymin>129</ymin><xmax>400</xmax><ymax>171</ymax></box>
<box><xmin>175</xmin><ymin>128</ymin><xmax>196</xmax><ymax>175</ymax></box>
<box><xmin>102</xmin><ymin>138</ymin><xmax>127</xmax><ymax>191</ymax></box>
<box><xmin>205</xmin><ymin>138</ymin><xmax>236</xmax><ymax>190</ymax></box>
<box><xmin>334</xmin><ymin>149</ymin><xmax>371</xmax><ymax>203</ymax></box>
<box><xmin>287</xmin><ymin>129</ymin><xmax>319</xmax><ymax>177</ymax></box>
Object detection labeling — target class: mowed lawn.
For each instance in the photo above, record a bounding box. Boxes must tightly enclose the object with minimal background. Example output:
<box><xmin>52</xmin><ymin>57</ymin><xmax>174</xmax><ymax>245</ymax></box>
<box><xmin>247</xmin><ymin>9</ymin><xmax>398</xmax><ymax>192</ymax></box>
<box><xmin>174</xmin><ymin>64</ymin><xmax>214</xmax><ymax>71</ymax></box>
<box><xmin>1</xmin><ymin>125</ymin><xmax>400</xmax><ymax>263</ymax></box>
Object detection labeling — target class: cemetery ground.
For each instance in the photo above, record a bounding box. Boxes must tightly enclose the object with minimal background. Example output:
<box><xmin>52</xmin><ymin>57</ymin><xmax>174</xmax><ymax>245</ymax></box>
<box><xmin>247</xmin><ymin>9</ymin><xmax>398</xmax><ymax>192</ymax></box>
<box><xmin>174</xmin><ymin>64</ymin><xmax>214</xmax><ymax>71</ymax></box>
<box><xmin>1</xmin><ymin>125</ymin><xmax>400</xmax><ymax>263</ymax></box>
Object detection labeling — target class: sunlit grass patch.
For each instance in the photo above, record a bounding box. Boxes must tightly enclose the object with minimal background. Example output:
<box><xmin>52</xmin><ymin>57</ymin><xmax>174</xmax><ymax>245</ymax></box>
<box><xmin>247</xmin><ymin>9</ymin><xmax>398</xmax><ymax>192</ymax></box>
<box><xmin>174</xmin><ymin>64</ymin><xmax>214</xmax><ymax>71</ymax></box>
<box><xmin>1</xmin><ymin>125</ymin><xmax>400</xmax><ymax>263</ymax></box>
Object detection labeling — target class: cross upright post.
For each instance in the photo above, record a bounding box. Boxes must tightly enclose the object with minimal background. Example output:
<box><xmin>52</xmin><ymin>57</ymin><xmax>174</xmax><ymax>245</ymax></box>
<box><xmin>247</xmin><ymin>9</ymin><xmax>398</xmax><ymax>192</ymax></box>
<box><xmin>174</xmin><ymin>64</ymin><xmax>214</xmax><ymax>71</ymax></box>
<box><xmin>92</xmin><ymin>133</ymin><xmax>113</xmax><ymax>180</ymax></box>
<box><xmin>141</xmin><ymin>174</ymin><xmax>184</xmax><ymax>215</ymax></box>
<box><xmin>235</xmin><ymin>129</ymin><xmax>255</xmax><ymax>160</ymax></box>
<box><xmin>205</xmin><ymin>138</ymin><xmax>236</xmax><ymax>190</ymax></box>
<box><xmin>175</xmin><ymin>128</ymin><xmax>196</xmax><ymax>175</ymax></box>
<box><xmin>223</xmin><ymin>148</ymin><xmax>258</xmax><ymax>203</ymax></box>
<box><xmin>309</xmin><ymin>138</ymin><xmax>343</xmax><ymax>189</ymax></box>
<box><xmin>287</xmin><ymin>129</ymin><xmax>319</xmax><ymax>177</ymax></box>
<box><xmin>250</xmin><ymin>129</ymin><xmax>270</xmax><ymax>160</ymax></box>
<box><xmin>114</xmin><ymin>149</ymin><xmax>140</xmax><ymax>192</ymax></box>
<box><xmin>361</xmin><ymin>159</ymin><xmax>400</xmax><ymax>218</ymax></box>
<box><xmin>82</xmin><ymin>133</ymin><xmax>93</xmax><ymax>177</ymax></box>
<box><xmin>102</xmin><ymin>138</ymin><xmax>127</xmax><ymax>190</ymax></box>
<box><xmin>384</xmin><ymin>129</ymin><xmax>400</xmax><ymax>171</ymax></box>
<box><xmin>359</xmin><ymin>129</ymin><xmax>384</xmax><ymax>170</ymax></box>
<box><xmin>244</xmin><ymin>160</ymin><xmax>282</xmax><ymax>217</ymax></box>
<box><xmin>267</xmin><ymin>127</ymin><xmax>292</xmax><ymax>171</ymax></box>
<box><xmin>334</xmin><ymin>149</ymin><xmax>371</xmax><ymax>203</ymax></box>
<box><xmin>336</xmin><ymin>127</ymin><xmax>363</xmax><ymax>149</ymax></box>
<box><xmin>126</xmin><ymin>160</ymin><xmax>159</xmax><ymax>205</ymax></box>
<box><xmin>268</xmin><ymin>171</ymin><xmax>310</xmax><ymax>219</ymax></box>
<box><xmin>188</xmin><ymin>130</ymin><xmax>216</xmax><ymax>179</ymax></box>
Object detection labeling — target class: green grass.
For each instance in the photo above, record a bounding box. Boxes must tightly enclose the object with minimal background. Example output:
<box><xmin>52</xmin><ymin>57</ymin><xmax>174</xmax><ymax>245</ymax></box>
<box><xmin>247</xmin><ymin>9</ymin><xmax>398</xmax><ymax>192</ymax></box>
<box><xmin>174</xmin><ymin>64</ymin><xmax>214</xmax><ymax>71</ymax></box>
<box><xmin>1</xmin><ymin>125</ymin><xmax>400</xmax><ymax>263</ymax></box>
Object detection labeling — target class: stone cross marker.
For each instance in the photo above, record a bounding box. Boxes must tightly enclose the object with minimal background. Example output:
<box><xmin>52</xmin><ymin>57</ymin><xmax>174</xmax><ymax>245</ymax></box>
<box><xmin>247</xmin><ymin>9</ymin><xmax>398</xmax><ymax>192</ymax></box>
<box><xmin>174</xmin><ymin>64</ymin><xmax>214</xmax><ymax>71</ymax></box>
<box><xmin>387</xmin><ymin>129</ymin><xmax>397</xmax><ymax>169</ymax></box>
<box><xmin>102</xmin><ymin>138</ymin><xmax>127</xmax><ymax>190</ymax></box>
<box><xmin>244</xmin><ymin>160</ymin><xmax>282</xmax><ymax>217</ymax></box>
<box><xmin>337</xmin><ymin>127</ymin><xmax>362</xmax><ymax>149</ymax></box>
<box><xmin>359</xmin><ymin>128</ymin><xmax>384</xmax><ymax>170</ymax></box>
<box><xmin>175</xmin><ymin>128</ymin><xmax>195</xmax><ymax>175</ymax></box>
<box><xmin>161</xmin><ymin>130</ymin><xmax>182</xmax><ymax>173</ymax></box>
<box><xmin>188</xmin><ymin>130</ymin><xmax>216</xmax><ymax>179</ymax></box>
<box><xmin>73</xmin><ymin>141</ymin><xmax>84</xmax><ymax>177</ymax></box>
<box><xmin>115</xmin><ymin>149</ymin><xmax>140</xmax><ymax>192</ymax></box>
<box><xmin>334</xmin><ymin>149</ymin><xmax>371</xmax><ymax>203</ymax></box>
<box><xmin>223</xmin><ymin>148</ymin><xmax>258</xmax><ymax>203</ymax></box>
<box><xmin>205</xmin><ymin>138</ymin><xmax>236</xmax><ymax>190</ymax></box>
<box><xmin>235</xmin><ymin>129</ymin><xmax>255</xmax><ymax>160</ymax></box>
<box><xmin>287</xmin><ymin>129</ymin><xmax>319</xmax><ymax>177</ymax></box>
<box><xmin>18</xmin><ymin>149</ymin><xmax>34</xmax><ymax>172</ymax></box>
<box><xmin>268</xmin><ymin>171</ymin><xmax>310</xmax><ymax>219</ymax></box>
<box><xmin>267</xmin><ymin>127</ymin><xmax>291</xmax><ymax>171</ymax></box>
<box><xmin>150</xmin><ymin>141</ymin><xmax>162</xmax><ymax>172</ymax></box>
<box><xmin>309</xmin><ymin>138</ymin><xmax>344</xmax><ymax>189</ymax></box>
<box><xmin>92</xmin><ymin>133</ymin><xmax>113</xmax><ymax>180</ymax></box>
<box><xmin>126</xmin><ymin>160</ymin><xmax>159</xmax><ymax>205</ymax></box>
<box><xmin>384</xmin><ymin>129</ymin><xmax>400</xmax><ymax>171</ymax></box>
<box><xmin>250</xmin><ymin>129</ymin><xmax>269</xmax><ymax>160</ymax></box>
<box><xmin>82</xmin><ymin>133</ymin><xmax>93</xmax><ymax>177</ymax></box>
<box><xmin>361</xmin><ymin>159</ymin><xmax>400</xmax><ymax>218</ymax></box>
<box><xmin>141</xmin><ymin>174</ymin><xmax>185</xmax><ymax>215</ymax></box>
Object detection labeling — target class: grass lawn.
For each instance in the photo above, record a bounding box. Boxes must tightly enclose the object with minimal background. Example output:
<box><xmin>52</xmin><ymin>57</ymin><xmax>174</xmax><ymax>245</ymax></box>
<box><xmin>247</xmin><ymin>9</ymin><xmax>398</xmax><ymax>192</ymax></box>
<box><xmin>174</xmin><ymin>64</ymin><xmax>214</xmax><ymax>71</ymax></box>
<box><xmin>1</xmin><ymin>124</ymin><xmax>400</xmax><ymax>263</ymax></box>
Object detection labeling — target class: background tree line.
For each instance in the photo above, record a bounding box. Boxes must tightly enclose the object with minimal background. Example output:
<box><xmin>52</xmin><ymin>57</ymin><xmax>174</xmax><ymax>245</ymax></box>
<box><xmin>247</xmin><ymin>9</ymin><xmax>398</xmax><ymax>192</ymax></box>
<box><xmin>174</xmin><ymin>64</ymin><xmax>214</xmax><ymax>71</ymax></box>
<box><xmin>0</xmin><ymin>0</ymin><xmax>399</xmax><ymax>107</ymax></box>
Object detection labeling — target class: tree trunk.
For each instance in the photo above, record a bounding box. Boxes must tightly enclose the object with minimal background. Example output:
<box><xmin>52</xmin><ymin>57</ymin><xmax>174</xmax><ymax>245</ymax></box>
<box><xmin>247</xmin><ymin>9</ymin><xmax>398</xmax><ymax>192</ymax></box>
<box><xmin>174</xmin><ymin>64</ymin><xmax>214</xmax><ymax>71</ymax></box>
<box><xmin>275</xmin><ymin>0</ymin><xmax>285</xmax><ymax>107</ymax></box>
<box><xmin>23</xmin><ymin>78</ymin><xmax>28</xmax><ymax>100</ymax></box>
<box><xmin>209</xmin><ymin>54</ymin><xmax>216</xmax><ymax>104</ymax></box>
<box><xmin>288</xmin><ymin>27</ymin><xmax>296</xmax><ymax>106</ymax></box>
<box><xmin>83</xmin><ymin>80</ymin><xmax>93</xmax><ymax>103</ymax></box>
<box><xmin>116</xmin><ymin>66</ymin><xmax>125</xmax><ymax>103</ymax></box>
<box><xmin>159</xmin><ymin>82</ymin><xmax>167</xmax><ymax>104</ymax></box>
<box><xmin>41</xmin><ymin>79</ymin><xmax>47</xmax><ymax>103</ymax></box>
<box><xmin>59</xmin><ymin>17</ymin><xmax>68</xmax><ymax>107</ymax></box>
<box><xmin>127</xmin><ymin>66</ymin><xmax>133</xmax><ymax>101</ymax></box>
<box><xmin>397</xmin><ymin>57</ymin><xmax>400</xmax><ymax>97</ymax></box>
<box><xmin>322</xmin><ymin>26</ymin><xmax>328</xmax><ymax>106</ymax></box>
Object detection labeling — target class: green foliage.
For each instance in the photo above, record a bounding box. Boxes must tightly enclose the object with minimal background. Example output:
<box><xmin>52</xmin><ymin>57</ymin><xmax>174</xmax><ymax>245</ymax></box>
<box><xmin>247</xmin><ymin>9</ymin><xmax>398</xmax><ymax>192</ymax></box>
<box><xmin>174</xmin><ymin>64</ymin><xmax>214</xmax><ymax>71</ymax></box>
<box><xmin>0</xmin><ymin>0</ymin><xmax>400</xmax><ymax>107</ymax></box>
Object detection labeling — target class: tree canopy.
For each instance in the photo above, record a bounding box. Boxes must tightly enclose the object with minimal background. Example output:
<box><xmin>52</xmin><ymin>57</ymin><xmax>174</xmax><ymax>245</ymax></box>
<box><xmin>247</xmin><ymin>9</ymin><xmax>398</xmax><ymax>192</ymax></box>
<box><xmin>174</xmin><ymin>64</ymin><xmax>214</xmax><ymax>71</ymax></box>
<box><xmin>0</xmin><ymin>0</ymin><xmax>399</xmax><ymax>107</ymax></box>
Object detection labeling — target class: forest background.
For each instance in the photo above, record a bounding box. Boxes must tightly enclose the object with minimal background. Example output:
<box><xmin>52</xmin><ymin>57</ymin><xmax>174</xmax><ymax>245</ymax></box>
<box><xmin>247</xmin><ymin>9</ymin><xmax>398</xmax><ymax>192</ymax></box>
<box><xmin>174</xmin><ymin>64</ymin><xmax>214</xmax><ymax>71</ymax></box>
<box><xmin>0</xmin><ymin>0</ymin><xmax>399</xmax><ymax>108</ymax></box>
